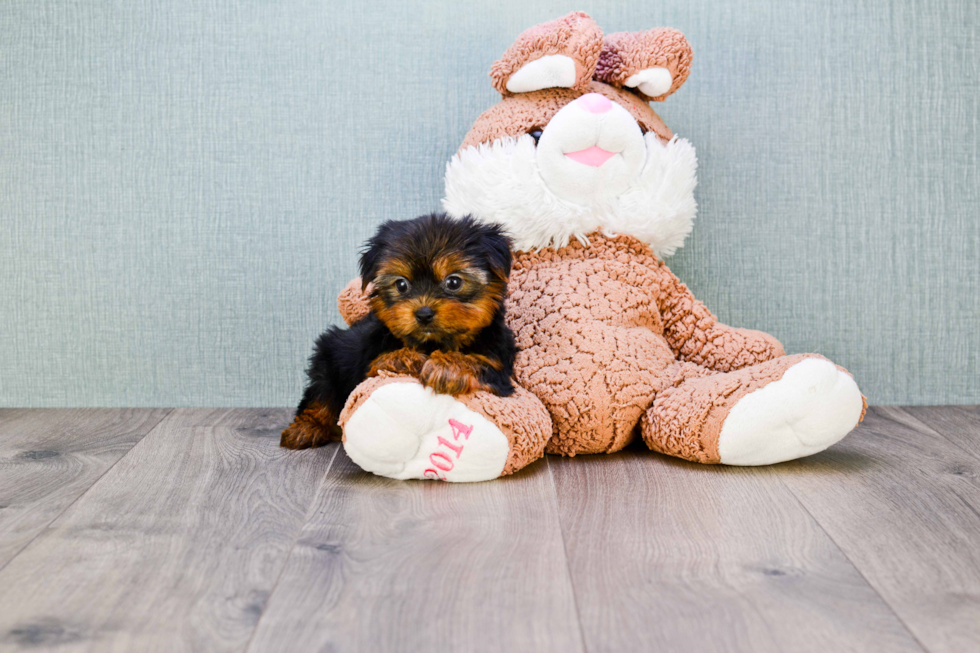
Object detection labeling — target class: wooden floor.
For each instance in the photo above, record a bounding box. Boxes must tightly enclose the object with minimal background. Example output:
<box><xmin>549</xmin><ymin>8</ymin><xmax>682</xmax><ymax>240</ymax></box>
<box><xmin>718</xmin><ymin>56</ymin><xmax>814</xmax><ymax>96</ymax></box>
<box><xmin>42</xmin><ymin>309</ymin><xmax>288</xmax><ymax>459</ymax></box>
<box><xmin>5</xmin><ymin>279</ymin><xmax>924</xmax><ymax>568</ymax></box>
<box><xmin>0</xmin><ymin>407</ymin><xmax>978</xmax><ymax>652</ymax></box>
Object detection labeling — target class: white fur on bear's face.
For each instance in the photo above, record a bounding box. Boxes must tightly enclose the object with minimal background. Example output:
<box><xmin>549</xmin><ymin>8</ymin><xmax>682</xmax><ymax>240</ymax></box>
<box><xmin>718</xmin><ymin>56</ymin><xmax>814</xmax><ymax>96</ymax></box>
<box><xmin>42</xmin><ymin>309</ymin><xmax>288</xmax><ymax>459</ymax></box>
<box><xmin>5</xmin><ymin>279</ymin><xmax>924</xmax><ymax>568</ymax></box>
<box><xmin>535</xmin><ymin>96</ymin><xmax>646</xmax><ymax>205</ymax></box>
<box><xmin>443</xmin><ymin>98</ymin><xmax>699</xmax><ymax>258</ymax></box>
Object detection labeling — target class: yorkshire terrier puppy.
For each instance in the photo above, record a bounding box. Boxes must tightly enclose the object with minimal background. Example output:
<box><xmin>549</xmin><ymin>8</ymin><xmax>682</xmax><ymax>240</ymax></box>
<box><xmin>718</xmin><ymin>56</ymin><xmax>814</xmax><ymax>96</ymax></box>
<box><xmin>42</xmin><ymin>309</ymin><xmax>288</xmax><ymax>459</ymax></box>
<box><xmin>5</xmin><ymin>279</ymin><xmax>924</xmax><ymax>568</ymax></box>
<box><xmin>280</xmin><ymin>213</ymin><xmax>516</xmax><ymax>449</ymax></box>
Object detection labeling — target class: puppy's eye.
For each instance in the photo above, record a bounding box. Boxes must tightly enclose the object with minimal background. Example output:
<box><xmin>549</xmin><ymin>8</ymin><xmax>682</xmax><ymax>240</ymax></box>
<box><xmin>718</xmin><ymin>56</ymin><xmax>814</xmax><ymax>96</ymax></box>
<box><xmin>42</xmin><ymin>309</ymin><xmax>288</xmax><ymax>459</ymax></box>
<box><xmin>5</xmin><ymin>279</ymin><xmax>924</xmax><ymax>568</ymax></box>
<box><xmin>444</xmin><ymin>275</ymin><xmax>463</xmax><ymax>292</ymax></box>
<box><xmin>394</xmin><ymin>278</ymin><xmax>410</xmax><ymax>294</ymax></box>
<box><xmin>529</xmin><ymin>129</ymin><xmax>543</xmax><ymax>145</ymax></box>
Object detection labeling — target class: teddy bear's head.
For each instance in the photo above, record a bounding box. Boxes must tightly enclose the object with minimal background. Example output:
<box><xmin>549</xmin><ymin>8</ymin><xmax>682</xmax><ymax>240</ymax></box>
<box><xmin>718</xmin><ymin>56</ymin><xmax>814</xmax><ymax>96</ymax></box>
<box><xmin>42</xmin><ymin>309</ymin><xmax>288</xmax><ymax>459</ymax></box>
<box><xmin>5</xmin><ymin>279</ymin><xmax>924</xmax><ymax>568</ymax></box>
<box><xmin>443</xmin><ymin>12</ymin><xmax>698</xmax><ymax>257</ymax></box>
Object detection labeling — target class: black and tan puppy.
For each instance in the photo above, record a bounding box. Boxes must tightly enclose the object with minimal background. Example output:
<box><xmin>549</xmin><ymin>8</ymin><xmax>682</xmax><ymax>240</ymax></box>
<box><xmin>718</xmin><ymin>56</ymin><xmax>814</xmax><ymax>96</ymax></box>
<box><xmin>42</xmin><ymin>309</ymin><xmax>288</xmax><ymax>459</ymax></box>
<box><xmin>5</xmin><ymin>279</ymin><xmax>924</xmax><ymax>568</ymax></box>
<box><xmin>280</xmin><ymin>213</ymin><xmax>516</xmax><ymax>449</ymax></box>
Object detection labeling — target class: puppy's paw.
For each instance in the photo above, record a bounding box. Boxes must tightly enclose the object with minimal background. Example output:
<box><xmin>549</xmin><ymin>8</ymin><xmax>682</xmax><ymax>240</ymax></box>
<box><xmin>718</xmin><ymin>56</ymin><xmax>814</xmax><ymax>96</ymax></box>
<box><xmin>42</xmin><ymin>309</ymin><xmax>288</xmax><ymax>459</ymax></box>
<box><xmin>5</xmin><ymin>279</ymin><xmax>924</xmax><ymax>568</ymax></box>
<box><xmin>368</xmin><ymin>348</ymin><xmax>429</xmax><ymax>378</ymax></box>
<box><xmin>420</xmin><ymin>351</ymin><xmax>484</xmax><ymax>396</ymax></box>
<box><xmin>280</xmin><ymin>405</ymin><xmax>340</xmax><ymax>449</ymax></box>
<box><xmin>280</xmin><ymin>420</ymin><xmax>320</xmax><ymax>449</ymax></box>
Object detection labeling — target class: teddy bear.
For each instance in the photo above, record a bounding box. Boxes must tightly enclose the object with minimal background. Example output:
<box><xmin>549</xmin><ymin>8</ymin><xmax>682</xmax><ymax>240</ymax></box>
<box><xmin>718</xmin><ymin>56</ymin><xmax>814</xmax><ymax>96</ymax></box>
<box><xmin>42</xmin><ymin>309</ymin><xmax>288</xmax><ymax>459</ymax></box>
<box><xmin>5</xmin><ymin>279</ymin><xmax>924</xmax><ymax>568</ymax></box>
<box><xmin>331</xmin><ymin>12</ymin><xmax>866</xmax><ymax>482</ymax></box>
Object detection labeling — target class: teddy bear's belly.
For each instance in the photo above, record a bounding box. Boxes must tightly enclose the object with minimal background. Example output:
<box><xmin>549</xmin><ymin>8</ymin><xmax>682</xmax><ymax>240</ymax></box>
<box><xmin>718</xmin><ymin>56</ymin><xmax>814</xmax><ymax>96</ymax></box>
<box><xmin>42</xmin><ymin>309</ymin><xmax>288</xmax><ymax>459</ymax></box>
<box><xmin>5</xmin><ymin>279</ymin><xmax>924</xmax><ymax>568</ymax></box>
<box><xmin>505</xmin><ymin>247</ymin><xmax>679</xmax><ymax>455</ymax></box>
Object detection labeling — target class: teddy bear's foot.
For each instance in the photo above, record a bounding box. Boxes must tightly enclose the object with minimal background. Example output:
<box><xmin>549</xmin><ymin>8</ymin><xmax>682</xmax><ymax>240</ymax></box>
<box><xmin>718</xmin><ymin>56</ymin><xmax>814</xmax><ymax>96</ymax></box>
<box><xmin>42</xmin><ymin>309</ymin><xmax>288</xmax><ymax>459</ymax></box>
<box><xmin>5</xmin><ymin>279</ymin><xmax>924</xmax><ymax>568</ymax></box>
<box><xmin>643</xmin><ymin>354</ymin><xmax>865</xmax><ymax>466</ymax></box>
<box><xmin>717</xmin><ymin>357</ymin><xmax>864</xmax><ymax>465</ymax></box>
<box><xmin>338</xmin><ymin>376</ymin><xmax>551</xmax><ymax>482</ymax></box>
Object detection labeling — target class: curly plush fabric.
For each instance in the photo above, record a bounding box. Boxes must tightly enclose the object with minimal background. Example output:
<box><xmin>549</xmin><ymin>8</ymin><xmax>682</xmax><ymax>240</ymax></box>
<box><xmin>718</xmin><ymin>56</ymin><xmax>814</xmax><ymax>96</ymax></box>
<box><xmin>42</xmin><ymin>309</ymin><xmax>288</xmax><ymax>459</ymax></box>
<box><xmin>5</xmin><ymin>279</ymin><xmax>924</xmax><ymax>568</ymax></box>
<box><xmin>490</xmin><ymin>12</ymin><xmax>603</xmax><ymax>95</ymax></box>
<box><xmin>507</xmin><ymin>232</ymin><xmax>791</xmax><ymax>455</ymax></box>
<box><xmin>457</xmin><ymin>386</ymin><xmax>552</xmax><ymax>475</ymax></box>
<box><xmin>643</xmin><ymin>354</ymin><xmax>815</xmax><ymax>462</ymax></box>
<box><xmin>650</xmin><ymin>258</ymin><xmax>785</xmax><ymax>370</ymax></box>
<box><xmin>337</xmin><ymin>279</ymin><xmax>371</xmax><ymax>325</ymax></box>
<box><xmin>595</xmin><ymin>29</ymin><xmax>694</xmax><ymax>101</ymax></box>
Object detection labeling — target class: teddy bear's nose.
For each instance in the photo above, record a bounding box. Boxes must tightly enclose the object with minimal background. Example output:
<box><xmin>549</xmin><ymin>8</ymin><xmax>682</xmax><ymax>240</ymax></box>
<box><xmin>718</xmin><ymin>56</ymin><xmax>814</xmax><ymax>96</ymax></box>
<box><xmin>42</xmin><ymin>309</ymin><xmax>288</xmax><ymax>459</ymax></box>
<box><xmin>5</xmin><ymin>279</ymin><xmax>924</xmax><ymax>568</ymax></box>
<box><xmin>577</xmin><ymin>93</ymin><xmax>613</xmax><ymax>114</ymax></box>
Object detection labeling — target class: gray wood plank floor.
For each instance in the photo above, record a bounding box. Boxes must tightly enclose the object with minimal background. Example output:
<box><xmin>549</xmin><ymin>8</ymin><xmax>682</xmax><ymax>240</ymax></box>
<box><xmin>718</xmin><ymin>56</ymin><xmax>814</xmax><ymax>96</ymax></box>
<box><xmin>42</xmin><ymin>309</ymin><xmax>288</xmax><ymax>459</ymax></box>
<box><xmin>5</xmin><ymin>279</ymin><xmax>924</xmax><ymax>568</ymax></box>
<box><xmin>550</xmin><ymin>452</ymin><xmax>924</xmax><ymax>653</ymax></box>
<box><xmin>0</xmin><ymin>409</ymin><xmax>171</xmax><ymax>571</ymax></box>
<box><xmin>0</xmin><ymin>406</ymin><xmax>977</xmax><ymax>653</ymax></box>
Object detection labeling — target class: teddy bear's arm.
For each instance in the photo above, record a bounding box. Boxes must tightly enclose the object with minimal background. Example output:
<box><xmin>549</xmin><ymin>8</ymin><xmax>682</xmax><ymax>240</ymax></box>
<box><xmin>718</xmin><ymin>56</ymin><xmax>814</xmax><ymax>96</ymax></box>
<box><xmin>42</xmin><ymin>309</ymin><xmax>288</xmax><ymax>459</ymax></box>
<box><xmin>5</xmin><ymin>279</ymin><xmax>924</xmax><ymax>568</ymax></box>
<box><xmin>653</xmin><ymin>260</ymin><xmax>785</xmax><ymax>372</ymax></box>
<box><xmin>337</xmin><ymin>277</ymin><xmax>371</xmax><ymax>326</ymax></box>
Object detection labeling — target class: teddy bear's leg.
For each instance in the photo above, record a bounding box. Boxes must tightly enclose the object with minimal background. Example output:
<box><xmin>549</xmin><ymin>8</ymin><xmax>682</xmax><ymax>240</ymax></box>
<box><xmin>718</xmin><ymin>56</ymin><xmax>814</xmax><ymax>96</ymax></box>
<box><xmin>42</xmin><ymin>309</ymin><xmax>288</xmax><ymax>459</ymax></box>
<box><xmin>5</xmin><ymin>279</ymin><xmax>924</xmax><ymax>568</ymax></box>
<box><xmin>642</xmin><ymin>354</ymin><xmax>866</xmax><ymax>465</ymax></box>
<box><xmin>338</xmin><ymin>375</ymin><xmax>552</xmax><ymax>482</ymax></box>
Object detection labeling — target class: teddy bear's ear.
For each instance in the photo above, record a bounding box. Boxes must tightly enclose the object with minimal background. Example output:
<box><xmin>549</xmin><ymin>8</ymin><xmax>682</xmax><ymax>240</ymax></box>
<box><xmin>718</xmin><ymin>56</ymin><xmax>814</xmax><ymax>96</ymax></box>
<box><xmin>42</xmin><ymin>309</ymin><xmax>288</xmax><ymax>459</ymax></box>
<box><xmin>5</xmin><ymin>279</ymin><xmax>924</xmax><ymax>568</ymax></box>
<box><xmin>595</xmin><ymin>28</ymin><xmax>693</xmax><ymax>102</ymax></box>
<box><xmin>489</xmin><ymin>12</ymin><xmax>603</xmax><ymax>96</ymax></box>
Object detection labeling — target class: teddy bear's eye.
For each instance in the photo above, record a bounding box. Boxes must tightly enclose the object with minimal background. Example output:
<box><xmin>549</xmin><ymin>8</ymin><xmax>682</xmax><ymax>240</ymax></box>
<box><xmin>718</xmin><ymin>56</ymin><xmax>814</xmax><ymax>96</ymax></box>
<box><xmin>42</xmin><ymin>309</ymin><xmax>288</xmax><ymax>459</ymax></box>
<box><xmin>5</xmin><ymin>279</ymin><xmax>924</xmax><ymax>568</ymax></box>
<box><xmin>529</xmin><ymin>129</ymin><xmax>543</xmax><ymax>144</ymax></box>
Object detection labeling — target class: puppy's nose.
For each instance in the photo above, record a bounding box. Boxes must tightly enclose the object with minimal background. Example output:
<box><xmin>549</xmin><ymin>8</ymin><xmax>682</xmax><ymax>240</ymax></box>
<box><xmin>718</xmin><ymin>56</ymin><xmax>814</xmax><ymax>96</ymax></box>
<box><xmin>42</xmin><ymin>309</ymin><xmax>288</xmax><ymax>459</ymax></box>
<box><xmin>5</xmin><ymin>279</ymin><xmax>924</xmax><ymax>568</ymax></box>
<box><xmin>415</xmin><ymin>306</ymin><xmax>435</xmax><ymax>325</ymax></box>
<box><xmin>577</xmin><ymin>92</ymin><xmax>612</xmax><ymax>114</ymax></box>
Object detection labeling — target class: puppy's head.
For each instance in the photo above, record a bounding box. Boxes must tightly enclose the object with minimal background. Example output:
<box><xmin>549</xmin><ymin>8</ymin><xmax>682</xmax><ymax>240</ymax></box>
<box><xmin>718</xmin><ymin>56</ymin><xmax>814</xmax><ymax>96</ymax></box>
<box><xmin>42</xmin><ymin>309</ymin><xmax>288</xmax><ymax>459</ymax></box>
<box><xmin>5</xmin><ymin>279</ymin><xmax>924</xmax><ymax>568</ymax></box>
<box><xmin>359</xmin><ymin>213</ymin><xmax>511</xmax><ymax>348</ymax></box>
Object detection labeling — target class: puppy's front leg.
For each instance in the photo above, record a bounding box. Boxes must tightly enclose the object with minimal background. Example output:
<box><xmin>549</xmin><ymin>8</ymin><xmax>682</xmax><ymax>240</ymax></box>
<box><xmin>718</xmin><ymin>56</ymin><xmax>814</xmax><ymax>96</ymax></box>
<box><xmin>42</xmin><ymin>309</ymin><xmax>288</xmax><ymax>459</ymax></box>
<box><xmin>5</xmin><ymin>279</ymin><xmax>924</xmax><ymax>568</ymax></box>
<box><xmin>420</xmin><ymin>351</ymin><xmax>497</xmax><ymax>396</ymax></box>
<box><xmin>281</xmin><ymin>402</ymin><xmax>342</xmax><ymax>449</ymax></box>
<box><xmin>367</xmin><ymin>348</ymin><xmax>429</xmax><ymax>378</ymax></box>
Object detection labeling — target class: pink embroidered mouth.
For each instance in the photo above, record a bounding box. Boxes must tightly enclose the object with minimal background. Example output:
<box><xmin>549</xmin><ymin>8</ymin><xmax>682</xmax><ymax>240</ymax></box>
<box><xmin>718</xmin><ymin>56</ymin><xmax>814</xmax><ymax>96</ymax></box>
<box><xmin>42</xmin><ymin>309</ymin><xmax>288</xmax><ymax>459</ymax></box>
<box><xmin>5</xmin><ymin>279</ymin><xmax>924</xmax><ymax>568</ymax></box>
<box><xmin>564</xmin><ymin>146</ymin><xmax>617</xmax><ymax>167</ymax></box>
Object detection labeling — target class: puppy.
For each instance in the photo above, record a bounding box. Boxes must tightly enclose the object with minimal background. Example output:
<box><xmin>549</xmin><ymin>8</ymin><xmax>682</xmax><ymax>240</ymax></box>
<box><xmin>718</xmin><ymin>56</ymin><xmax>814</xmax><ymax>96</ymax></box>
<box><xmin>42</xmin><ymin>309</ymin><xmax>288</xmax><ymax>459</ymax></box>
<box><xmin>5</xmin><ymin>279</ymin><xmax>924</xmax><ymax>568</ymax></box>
<box><xmin>280</xmin><ymin>213</ymin><xmax>516</xmax><ymax>449</ymax></box>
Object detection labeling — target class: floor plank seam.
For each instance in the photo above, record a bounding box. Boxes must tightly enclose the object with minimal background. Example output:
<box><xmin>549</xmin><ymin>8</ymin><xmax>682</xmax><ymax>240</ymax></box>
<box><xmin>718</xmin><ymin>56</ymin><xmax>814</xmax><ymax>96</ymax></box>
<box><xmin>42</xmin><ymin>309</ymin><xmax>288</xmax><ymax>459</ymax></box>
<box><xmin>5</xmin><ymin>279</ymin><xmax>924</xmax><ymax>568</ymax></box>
<box><xmin>895</xmin><ymin>406</ymin><xmax>980</xmax><ymax>466</ymax></box>
<box><xmin>0</xmin><ymin>408</ymin><xmax>175</xmax><ymax>576</ymax></box>
<box><xmin>241</xmin><ymin>444</ymin><xmax>342</xmax><ymax>653</ymax></box>
<box><xmin>545</xmin><ymin>457</ymin><xmax>591</xmax><ymax>653</ymax></box>
<box><xmin>951</xmin><ymin>489</ymin><xmax>980</xmax><ymax>523</ymax></box>
<box><xmin>773</xmin><ymin>473</ymin><xmax>932</xmax><ymax>653</ymax></box>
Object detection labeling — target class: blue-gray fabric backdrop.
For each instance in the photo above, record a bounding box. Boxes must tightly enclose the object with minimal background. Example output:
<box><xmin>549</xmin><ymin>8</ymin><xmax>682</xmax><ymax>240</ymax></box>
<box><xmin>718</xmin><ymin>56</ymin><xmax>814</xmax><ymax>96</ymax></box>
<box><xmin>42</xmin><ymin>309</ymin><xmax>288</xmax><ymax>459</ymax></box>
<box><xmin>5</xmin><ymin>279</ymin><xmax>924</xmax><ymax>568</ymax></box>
<box><xmin>1</xmin><ymin>0</ymin><xmax>977</xmax><ymax>407</ymax></box>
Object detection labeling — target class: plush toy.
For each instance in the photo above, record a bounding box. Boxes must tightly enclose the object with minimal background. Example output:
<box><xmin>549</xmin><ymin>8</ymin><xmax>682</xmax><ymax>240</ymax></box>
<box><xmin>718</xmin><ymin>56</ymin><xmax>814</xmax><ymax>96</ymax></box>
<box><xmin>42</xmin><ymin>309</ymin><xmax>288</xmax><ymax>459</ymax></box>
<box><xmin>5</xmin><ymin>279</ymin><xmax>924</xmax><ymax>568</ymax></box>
<box><xmin>334</xmin><ymin>12</ymin><xmax>865</xmax><ymax>482</ymax></box>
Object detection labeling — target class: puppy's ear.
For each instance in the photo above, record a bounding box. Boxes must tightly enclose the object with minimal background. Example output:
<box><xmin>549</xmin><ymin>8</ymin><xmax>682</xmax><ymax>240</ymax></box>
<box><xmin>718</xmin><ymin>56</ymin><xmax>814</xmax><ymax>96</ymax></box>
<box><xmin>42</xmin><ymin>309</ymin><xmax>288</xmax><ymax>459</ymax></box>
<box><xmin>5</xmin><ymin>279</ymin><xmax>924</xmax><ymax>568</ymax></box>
<box><xmin>359</xmin><ymin>221</ymin><xmax>396</xmax><ymax>291</ymax></box>
<box><xmin>477</xmin><ymin>222</ymin><xmax>513</xmax><ymax>282</ymax></box>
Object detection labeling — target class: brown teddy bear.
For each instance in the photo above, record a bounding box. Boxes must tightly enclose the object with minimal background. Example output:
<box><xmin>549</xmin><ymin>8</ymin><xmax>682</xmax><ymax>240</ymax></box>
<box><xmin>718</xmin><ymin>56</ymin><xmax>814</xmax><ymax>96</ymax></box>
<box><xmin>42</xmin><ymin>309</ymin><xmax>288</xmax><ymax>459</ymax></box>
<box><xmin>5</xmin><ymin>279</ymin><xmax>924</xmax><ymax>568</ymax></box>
<box><xmin>334</xmin><ymin>12</ymin><xmax>866</xmax><ymax>482</ymax></box>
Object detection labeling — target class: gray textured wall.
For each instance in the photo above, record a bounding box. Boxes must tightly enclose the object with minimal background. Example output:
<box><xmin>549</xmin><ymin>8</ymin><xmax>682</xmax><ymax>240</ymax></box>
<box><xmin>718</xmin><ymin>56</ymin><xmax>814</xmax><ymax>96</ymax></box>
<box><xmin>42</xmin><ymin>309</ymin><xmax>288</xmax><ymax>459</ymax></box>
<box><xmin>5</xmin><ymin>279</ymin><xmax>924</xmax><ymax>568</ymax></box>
<box><xmin>1</xmin><ymin>0</ymin><xmax>977</xmax><ymax>407</ymax></box>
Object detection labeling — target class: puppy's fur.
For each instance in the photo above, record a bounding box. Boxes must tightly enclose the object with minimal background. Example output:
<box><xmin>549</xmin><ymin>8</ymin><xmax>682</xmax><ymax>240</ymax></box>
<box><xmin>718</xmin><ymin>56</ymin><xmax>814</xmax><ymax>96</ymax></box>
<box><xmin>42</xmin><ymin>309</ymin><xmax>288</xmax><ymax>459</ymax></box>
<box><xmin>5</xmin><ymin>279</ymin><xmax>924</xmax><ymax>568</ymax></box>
<box><xmin>281</xmin><ymin>213</ymin><xmax>516</xmax><ymax>449</ymax></box>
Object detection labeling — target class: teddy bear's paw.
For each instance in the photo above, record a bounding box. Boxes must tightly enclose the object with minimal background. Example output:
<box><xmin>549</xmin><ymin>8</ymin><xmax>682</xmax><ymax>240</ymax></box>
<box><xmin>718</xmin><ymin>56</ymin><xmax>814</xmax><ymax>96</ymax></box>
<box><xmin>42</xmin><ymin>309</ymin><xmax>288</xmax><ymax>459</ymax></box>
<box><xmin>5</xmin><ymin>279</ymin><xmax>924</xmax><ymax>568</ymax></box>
<box><xmin>718</xmin><ymin>358</ymin><xmax>864</xmax><ymax>466</ymax></box>
<box><xmin>342</xmin><ymin>380</ymin><xmax>511</xmax><ymax>482</ymax></box>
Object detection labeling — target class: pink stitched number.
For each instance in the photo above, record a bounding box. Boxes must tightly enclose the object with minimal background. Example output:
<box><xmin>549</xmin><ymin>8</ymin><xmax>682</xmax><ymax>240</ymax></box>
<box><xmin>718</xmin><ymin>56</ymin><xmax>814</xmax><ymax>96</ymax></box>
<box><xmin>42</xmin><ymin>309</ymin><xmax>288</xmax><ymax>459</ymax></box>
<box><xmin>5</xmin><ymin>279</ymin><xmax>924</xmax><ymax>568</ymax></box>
<box><xmin>448</xmin><ymin>418</ymin><xmax>473</xmax><ymax>441</ymax></box>
<box><xmin>423</xmin><ymin>468</ymin><xmax>444</xmax><ymax>481</ymax></box>
<box><xmin>430</xmin><ymin>452</ymin><xmax>454</xmax><ymax>472</ymax></box>
<box><xmin>436</xmin><ymin>436</ymin><xmax>464</xmax><ymax>459</ymax></box>
<box><xmin>423</xmin><ymin>419</ymin><xmax>473</xmax><ymax>479</ymax></box>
